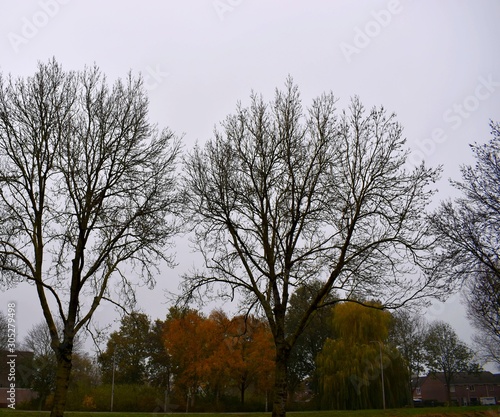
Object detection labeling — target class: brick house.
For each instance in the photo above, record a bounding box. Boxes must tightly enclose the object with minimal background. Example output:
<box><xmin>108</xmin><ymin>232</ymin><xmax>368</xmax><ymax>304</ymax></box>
<box><xmin>413</xmin><ymin>371</ymin><xmax>500</xmax><ymax>406</ymax></box>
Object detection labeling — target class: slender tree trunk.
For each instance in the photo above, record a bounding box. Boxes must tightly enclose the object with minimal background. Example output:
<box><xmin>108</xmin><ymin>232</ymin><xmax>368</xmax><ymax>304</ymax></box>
<box><xmin>37</xmin><ymin>394</ymin><xmax>47</xmax><ymax>411</ymax></box>
<box><xmin>50</xmin><ymin>346</ymin><xmax>73</xmax><ymax>417</ymax></box>
<box><xmin>408</xmin><ymin>379</ymin><xmax>414</xmax><ymax>407</ymax></box>
<box><xmin>445</xmin><ymin>374</ymin><xmax>452</xmax><ymax>406</ymax></box>
<box><xmin>272</xmin><ymin>344</ymin><xmax>290</xmax><ymax>417</ymax></box>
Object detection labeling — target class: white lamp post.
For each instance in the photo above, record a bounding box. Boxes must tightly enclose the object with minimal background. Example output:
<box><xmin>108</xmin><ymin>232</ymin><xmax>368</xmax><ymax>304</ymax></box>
<box><xmin>371</xmin><ymin>340</ymin><xmax>386</xmax><ymax>410</ymax></box>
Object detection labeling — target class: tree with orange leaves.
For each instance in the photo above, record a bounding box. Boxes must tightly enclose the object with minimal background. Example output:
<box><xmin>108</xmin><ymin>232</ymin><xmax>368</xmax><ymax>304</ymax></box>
<box><xmin>226</xmin><ymin>314</ymin><xmax>275</xmax><ymax>405</ymax></box>
<box><xmin>163</xmin><ymin>309</ymin><xmax>216</xmax><ymax>409</ymax></box>
<box><xmin>163</xmin><ymin>308</ymin><xmax>275</xmax><ymax>410</ymax></box>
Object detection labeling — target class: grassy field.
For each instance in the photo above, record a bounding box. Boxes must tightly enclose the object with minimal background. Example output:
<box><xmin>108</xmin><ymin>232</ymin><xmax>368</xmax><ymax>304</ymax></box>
<box><xmin>0</xmin><ymin>407</ymin><xmax>499</xmax><ymax>417</ymax></box>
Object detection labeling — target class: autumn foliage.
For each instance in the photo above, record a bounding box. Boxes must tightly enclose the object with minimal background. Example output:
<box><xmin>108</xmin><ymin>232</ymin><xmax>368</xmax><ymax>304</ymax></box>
<box><xmin>163</xmin><ymin>308</ymin><xmax>275</xmax><ymax>410</ymax></box>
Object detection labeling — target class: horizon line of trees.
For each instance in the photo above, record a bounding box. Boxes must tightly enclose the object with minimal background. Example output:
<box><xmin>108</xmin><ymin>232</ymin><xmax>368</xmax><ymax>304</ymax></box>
<box><xmin>1</xmin><ymin>295</ymin><xmax>483</xmax><ymax>412</ymax></box>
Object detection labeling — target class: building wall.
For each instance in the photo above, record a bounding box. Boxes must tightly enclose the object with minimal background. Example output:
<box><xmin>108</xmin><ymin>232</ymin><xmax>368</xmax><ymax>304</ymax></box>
<box><xmin>420</xmin><ymin>376</ymin><xmax>448</xmax><ymax>404</ymax></box>
<box><xmin>452</xmin><ymin>383</ymin><xmax>497</xmax><ymax>406</ymax></box>
<box><xmin>417</xmin><ymin>373</ymin><xmax>499</xmax><ymax>406</ymax></box>
<box><xmin>0</xmin><ymin>350</ymin><xmax>38</xmax><ymax>408</ymax></box>
<box><xmin>0</xmin><ymin>387</ymin><xmax>37</xmax><ymax>408</ymax></box>
<box><xmin>0</xmin><ymin>350</ymin><xmax>34</xmax><ymax>388</ymax></box>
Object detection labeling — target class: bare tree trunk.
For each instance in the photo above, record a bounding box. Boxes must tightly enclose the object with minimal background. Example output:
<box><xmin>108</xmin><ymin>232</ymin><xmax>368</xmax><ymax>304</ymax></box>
<box><xmin>50</xmin><ymin>346</ymin><xmax>73</xmax><ymax>417</ymax></box>
<box><xmin>272</xmin><ymin>344</ymin><xmax>290</xmax><ymax>417</ymax></box>
<box><xmin>408</xmin><ymin>379</ymin><xmax>415</xmax><ymax>407</ymax></box>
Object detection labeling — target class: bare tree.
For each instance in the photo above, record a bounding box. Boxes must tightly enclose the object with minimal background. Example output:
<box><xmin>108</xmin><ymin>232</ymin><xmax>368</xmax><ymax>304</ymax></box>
<box><xmin>22</xmin><ymin>321</ymin><xmax>61</xmax><ymax>408</ymax></box>
<box><xmin>0</xmin><ymin>59</ymin><xmax>181</xmax><ymax>417</ymax></box>
<box><xmin>472</xmin><ymin>331</ymin><xmax>500</xmax><ymax>369</ymax></box>
<box><xmin>181</xmin><ymin>79</ymin><xmax>447</xmax><ymax>417</ymax></box>
<box><xmin>22</xmin><ymin>321</ymin><xmax>92</xmax><ymax>409</ymax></box>
<box><xmin>429</xmin><ymin>121</ymin><xmax>500</xmax><ymax>368</ymax></box>
<box><xmin>25</xmin><ymin>322</ymin><xmax>63</xmax><ymax>358</ymax></box>
<box><xmin>23</xmin><ymin>320</ymin><xmax>84</xmax><ymax>357</ymax></box>
<box><xmin>466</xmin><ymin>270</ymin><xmax>500</xmax><ymax>367</ymax></box>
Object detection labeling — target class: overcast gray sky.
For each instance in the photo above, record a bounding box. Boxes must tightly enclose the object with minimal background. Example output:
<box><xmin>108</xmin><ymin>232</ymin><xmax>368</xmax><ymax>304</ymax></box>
<box><xmin>1</xmin><ymin>0</ymin><xmax>499</xmax><ymax>363</ymax></box>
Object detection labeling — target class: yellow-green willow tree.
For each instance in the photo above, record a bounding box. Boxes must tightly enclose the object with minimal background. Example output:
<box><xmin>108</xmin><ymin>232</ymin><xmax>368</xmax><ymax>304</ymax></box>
<box><xmin>317</xmin><ymin>301</ymin><xmax>409</xmax><ymax>409</ymax></box>
<box><xmin>181</xmin><ymin>78</ymin><xmax>448</xmax><ymax>417</ymax></box>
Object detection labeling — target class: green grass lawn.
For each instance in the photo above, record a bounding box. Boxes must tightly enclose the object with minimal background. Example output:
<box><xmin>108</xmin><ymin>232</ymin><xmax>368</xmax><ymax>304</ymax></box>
<box><xmin>0</xmin><ymin>407</ymin><xmax>499</xmax><ymax>417</ymax></box>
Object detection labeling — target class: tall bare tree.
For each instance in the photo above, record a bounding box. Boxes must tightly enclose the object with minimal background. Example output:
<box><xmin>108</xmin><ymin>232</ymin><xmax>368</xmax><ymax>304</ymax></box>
<box><xmin>429</xmin><ymin>121</ymin><xmax>500</xmax><ymax>367</ymax></box>
<box><xmin>0</xmin><ymin>59</ymin><xmax>181</xmax><ymax>417</ymax></box>
<box><xmin>181</xmin><ymin>79</ymin><xmax>447</xmax><ymax>417</ymax></box>
<box><xmin>466</xmin><ymin>269</ymin><xmax>500</xmax><ymax>367</ymax></box>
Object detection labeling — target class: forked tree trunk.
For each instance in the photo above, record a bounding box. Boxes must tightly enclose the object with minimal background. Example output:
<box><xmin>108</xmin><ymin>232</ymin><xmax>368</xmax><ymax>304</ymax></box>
<box><xmin>50</xmin><ymin>346</ymin><xmax>73</xmax><ymax>417</ymax></box>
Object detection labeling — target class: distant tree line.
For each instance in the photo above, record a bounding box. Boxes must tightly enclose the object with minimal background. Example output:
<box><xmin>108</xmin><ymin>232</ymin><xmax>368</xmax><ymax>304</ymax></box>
<box><xmin>3</xmin><ymin>293</ymin><xmax>480</xmax><ymax>412</ymax></box>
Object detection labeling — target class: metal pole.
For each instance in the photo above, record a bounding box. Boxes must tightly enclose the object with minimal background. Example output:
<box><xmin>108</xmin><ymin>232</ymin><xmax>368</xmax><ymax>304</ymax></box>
<box><xmin>378</xmin><ymin>342</ymin><xmax>386</xmax><ymax>410</ymax></box>
<box><xmin>111</xmin><ymin>347</ymin><xmax>116</xmax><ymax>412</ymax></box>
<box><xmin>371</xmin><ymin>340</ymin><xmax>386</xmax><ymax>410</ymax></box>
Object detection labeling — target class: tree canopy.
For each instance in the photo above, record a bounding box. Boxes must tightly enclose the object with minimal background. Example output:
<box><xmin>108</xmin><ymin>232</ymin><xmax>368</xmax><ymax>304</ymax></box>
<box><xmin>423</xmin><ymin>321</ymin><xmax>479</xmax><ymax>405</ymax></box>
<box><xmin>316</xmin><ymin>301</ymin><xmax>409</xmax><ymax>410</ymax></box>
<box><xmin>163</xmin><ymin>308</ymin><xmax>274</xmax><ymax>410</ymax></box>
<box><xmin>99</xmin><ymin>312</ymin><xmax>151</xmax><ymax>385</ymax></box>
<box><xmin>0</xmin><ymin>59</ymin><xmax>181</xmax><ymax>417</ymax></box>
<box><xmin>181</xmin><ymin>78</ymin><xmax>446</xmax><ymax>417</ymax></box>
<box><xmin>430</xmin><ymin>121</ymin><xmax>500</xmax><ymax>368</ymax></box>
